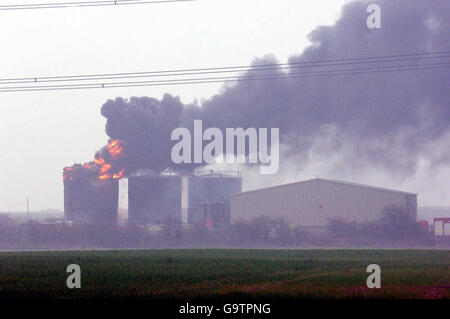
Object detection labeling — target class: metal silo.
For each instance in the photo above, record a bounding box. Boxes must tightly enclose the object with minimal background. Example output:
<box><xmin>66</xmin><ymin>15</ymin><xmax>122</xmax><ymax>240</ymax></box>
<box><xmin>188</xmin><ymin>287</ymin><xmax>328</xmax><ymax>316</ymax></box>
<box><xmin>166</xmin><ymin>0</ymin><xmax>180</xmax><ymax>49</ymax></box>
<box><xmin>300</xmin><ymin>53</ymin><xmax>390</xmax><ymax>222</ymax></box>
<box><xmin>64</xmin><ymin>178</ymin><xmax>119</xmax><ymax>226</ymax></box>
<box><xmin>128</xmin><ymin>174</ymin><xmax>182</xmax><ymax>225</ymax></box>
<box><xmin>187</xmin><ymin>171</ymin><xmax>242</xmax><ymax>224</ymax></box>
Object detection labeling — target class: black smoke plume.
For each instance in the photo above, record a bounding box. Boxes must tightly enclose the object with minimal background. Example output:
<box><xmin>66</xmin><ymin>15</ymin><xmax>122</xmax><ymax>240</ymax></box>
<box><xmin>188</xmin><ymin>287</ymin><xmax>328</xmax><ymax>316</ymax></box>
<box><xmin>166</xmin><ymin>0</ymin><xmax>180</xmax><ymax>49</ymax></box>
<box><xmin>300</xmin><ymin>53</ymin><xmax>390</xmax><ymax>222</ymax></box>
<box><xmin>77</xmin><ymin>0</ymin><xmax>450</xmax><ymax>178</ymax></box>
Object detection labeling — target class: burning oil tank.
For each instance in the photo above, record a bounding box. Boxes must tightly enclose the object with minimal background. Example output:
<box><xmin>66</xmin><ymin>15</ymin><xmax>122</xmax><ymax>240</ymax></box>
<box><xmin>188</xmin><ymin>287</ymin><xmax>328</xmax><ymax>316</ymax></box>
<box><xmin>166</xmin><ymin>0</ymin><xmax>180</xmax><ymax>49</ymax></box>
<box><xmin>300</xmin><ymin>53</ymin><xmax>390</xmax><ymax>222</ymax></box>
<box><xmin>128</xmin><ymin>174</ymin><xmax>182</xmax><ymax>225</ymax></box>
<box><xmin>64</xmin><ymin>178</ymin><xmax>119</xmax><ymax>225</ymax></box>
<box><xmin>187</xmin><ymin>171</ymin><xmax>242</xmax><ymax>224</ymax></box>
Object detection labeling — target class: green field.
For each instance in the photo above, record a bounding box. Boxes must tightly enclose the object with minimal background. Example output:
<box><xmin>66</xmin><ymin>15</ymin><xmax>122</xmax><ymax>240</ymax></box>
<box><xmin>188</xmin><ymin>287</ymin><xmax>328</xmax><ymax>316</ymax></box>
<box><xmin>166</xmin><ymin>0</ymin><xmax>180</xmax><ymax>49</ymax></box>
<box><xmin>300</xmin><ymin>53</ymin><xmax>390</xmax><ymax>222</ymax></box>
<box><xmin>0</xmin><ymin>249</ymin><xmax>448</xmax><ymax>299</ymax></box>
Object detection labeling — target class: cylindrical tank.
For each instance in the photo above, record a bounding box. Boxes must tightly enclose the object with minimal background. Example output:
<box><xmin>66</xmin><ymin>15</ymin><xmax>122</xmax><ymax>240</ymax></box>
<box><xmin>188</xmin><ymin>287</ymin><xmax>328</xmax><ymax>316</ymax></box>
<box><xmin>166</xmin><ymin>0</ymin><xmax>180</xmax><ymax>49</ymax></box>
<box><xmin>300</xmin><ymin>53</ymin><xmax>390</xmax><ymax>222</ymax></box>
<box><xmin>128</xmin><ymin>175</ymin><xmax>182</xmax><ymax>225</ymax></box>
<box><xmin>187</xmin><ymin>172</ymin><xmax>242</xmax><ymax>223</ymax></box>
<box><xmin>191</xmin><ymin>201</ymin><xmax>228</xmax><ymax>227</ymax></box>
<box><xmin>64</xmin><ymin>178</ymin><xmax>119</xmax><ymax>225</ymax></box>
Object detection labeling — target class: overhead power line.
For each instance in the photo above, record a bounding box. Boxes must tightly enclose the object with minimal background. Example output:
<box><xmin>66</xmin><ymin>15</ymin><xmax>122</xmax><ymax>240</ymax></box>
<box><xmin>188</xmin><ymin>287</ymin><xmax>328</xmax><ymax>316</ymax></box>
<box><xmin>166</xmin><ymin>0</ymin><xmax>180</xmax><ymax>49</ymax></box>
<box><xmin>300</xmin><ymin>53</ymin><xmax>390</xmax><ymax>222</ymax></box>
<box><xmin>1</xmin><ymin>52</ymin><xmax>449</xmax><ymax>85</ymax></box>
<box><xmin>1</xmin><ymin>50</ymin><xmax>448</xmax><ymax>84</ymax></box>
<box><xmin>1</xmin><ymin>64</ymin><xmax>447</xmax><ymax>93</ymax></box>
<box><xmin>0</xmin><ymin>0</ymin><xmax>195</xmax><ymax>11</ymax></box>
<box><xmin>0</xmin><ymin>51</ymin><xmax>448</xmax><ymax>92</ymax></box>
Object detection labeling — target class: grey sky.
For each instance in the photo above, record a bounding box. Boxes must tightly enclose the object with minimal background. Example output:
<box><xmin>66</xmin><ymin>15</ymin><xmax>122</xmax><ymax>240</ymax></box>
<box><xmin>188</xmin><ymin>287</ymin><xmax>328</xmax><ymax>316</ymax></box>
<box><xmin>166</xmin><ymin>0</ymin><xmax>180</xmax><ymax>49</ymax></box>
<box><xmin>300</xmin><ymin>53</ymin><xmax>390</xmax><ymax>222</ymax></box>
<box><xmin>0</xmin><ymin>0</ymin><xmax>348</xmax><ymax>211</ymax></box>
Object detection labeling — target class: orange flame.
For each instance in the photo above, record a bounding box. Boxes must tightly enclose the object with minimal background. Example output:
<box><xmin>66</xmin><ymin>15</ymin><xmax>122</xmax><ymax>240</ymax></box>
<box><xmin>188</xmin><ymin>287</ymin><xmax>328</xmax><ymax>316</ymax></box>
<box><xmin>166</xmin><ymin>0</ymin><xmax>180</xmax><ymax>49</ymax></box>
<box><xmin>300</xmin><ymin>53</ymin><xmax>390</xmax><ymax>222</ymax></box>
<box><xmin>93</xmin><ymin>157</ymin><xmax>105</xmax><ymax>166</ymax></box>
<box><xmin>113</xmin><ymin>169</ymin><xmax>125</xmax><ymax>179</ymax></box>
<box><xmin>99</xmin><ymin>163</ymin><xmax>112</xmax><ymax>174</ymax></box>
<box><xmin>83</xmin><ymin>163</ymin><xmax>92</xmax><ymax>169</ymax></box>
<box><xmin>93</xmin><ymin>140</ymin><xmax>125</xmax><ymax>179</ymax></box>
<box><xmin>94</xmin><ymin>157</ymin><xmax>123</xmax><ymax>180</ymax></box>
<box><xmin>107</xmin><ymin>140</ymin><xmax>124</xmax><ymax>158</ymax></box>
<box><xmin>63</xmin><ymin>167</ymin><xmax>73</xmax><ymax>180</ymax></box>
<box><xmin>64</xmin><ymin>139</ymin><xmax>125</xmax><ymax>181</ymax></box>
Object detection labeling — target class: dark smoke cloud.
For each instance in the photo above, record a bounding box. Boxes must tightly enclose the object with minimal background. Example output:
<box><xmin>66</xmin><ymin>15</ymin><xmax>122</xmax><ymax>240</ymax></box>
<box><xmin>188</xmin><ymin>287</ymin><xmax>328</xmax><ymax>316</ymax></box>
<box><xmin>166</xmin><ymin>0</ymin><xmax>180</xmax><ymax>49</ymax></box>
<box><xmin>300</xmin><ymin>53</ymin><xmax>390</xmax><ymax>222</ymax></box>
<box><xmin>100</xmin><ymin>95</ymin><xmax>203</xmax><ymax>175</ymax></box>
<box><xmin>100</xmin><ymin>0</ymin><xmax>449</xmax><ymax>176</ymax></box>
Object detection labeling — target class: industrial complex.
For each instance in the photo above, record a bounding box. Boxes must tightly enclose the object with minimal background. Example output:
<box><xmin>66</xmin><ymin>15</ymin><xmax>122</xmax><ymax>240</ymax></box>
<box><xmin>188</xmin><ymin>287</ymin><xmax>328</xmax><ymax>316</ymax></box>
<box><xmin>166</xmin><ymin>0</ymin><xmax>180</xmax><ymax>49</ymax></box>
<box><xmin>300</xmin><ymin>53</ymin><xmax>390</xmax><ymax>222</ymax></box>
<box><xmin>18</xmin><ymin>172</ymin><xmax>439</xmax><ymax>247</ymax></box>
<box><xmin>64</xmin><ymin>170</ymin><xmax>242</xmax><ymax>228</ymax></box>
<box><xmin>64</xmin><ymin>174</ymin><xmax>420</xmax><ymax>229</ymax></box>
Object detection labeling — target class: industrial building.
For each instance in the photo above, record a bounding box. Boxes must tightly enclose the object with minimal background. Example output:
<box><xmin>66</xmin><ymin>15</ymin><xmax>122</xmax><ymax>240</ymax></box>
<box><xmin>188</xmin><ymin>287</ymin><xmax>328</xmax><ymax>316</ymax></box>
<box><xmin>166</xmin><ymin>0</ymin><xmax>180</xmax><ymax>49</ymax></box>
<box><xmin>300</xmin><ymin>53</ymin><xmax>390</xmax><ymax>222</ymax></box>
<box><xmin>433</xmin><ymin>217</ymin><xmax>450</xmax><ymax>246</ymax></box>
<box><xmin>64</xmin><ymin>178</ymin><xmax>119</xmax><ymax>225</ymax></box>
<box><xmin>231</xmin><ymin>178</ymin><xmax>417</xmax><ymax>227</ymax></box>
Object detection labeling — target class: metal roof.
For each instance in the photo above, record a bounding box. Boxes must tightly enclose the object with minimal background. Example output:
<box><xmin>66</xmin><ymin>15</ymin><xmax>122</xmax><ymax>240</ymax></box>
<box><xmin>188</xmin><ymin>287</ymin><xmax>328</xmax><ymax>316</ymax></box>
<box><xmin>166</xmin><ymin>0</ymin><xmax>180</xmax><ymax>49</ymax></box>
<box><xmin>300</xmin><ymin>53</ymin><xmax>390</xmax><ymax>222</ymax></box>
<box><xmin>231</xmin><ymin>178</ymin><xmax>417</xmax><ymax>197</ymax></box>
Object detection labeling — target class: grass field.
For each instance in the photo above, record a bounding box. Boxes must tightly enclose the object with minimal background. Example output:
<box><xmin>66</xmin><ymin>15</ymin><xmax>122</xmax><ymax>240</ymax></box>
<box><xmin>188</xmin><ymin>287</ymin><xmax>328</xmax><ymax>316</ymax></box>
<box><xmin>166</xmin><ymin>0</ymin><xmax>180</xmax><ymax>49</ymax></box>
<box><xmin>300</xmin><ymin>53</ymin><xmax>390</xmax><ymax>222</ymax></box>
<box><xmin>0</xmin><ymin>249</ymin><xmax>448</xmax><ymax>299</ymax></box>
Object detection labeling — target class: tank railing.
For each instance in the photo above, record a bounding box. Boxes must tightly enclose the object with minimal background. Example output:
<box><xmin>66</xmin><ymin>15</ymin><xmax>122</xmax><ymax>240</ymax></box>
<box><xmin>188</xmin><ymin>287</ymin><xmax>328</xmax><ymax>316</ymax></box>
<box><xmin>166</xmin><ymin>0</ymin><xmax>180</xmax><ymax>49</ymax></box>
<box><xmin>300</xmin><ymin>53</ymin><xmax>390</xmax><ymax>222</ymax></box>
<box><xmin>193</xmin><ymin>170</ymin><xmax>241</xmax><ymax>178</ymax></box>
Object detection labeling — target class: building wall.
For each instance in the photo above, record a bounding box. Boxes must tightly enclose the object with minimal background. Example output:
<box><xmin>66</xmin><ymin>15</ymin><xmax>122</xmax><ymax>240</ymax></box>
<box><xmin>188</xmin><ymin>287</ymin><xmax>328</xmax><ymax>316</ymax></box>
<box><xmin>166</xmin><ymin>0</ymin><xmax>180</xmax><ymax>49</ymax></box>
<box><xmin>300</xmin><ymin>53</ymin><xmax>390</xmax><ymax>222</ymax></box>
<box><xmin>231</xmin><ymin>179</ymin><xmax>417</xmax><ymax>226</ymax></box>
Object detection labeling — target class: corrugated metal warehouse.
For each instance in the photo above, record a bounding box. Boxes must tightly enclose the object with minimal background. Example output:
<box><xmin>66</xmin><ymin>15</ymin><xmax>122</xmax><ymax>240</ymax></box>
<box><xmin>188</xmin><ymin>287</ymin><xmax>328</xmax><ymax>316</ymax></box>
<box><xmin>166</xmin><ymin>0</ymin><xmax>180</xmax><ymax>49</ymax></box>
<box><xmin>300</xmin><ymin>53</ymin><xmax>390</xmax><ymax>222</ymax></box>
<box><xmin>231</xmin><ymin>178</ymin><xmax>417</xmax><ymax>226</ymax></box>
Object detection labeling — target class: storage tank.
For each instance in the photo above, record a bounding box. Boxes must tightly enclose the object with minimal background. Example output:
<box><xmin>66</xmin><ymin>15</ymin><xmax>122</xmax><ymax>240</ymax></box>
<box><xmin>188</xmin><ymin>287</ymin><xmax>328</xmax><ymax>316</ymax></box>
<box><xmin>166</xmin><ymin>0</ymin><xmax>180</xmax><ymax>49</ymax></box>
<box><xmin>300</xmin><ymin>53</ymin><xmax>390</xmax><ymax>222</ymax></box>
<box><xmin>64</xmin><ymin>178</ymin><xmax>119</xmax><ymax>225</ymax></box>
<box><xmin>191</xmin><ymin>201</ymin><xmax>229</xmax><ymax>227</ymax></box>
<box><xmin>187</xmin><ymin>171</ymin><xmax>242</xmax><ymax>224</ymax></box>
<box><xmin>128</xmin><ymin>174</ymin><xmax>182</xmax><ymax>225</ymax></box>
